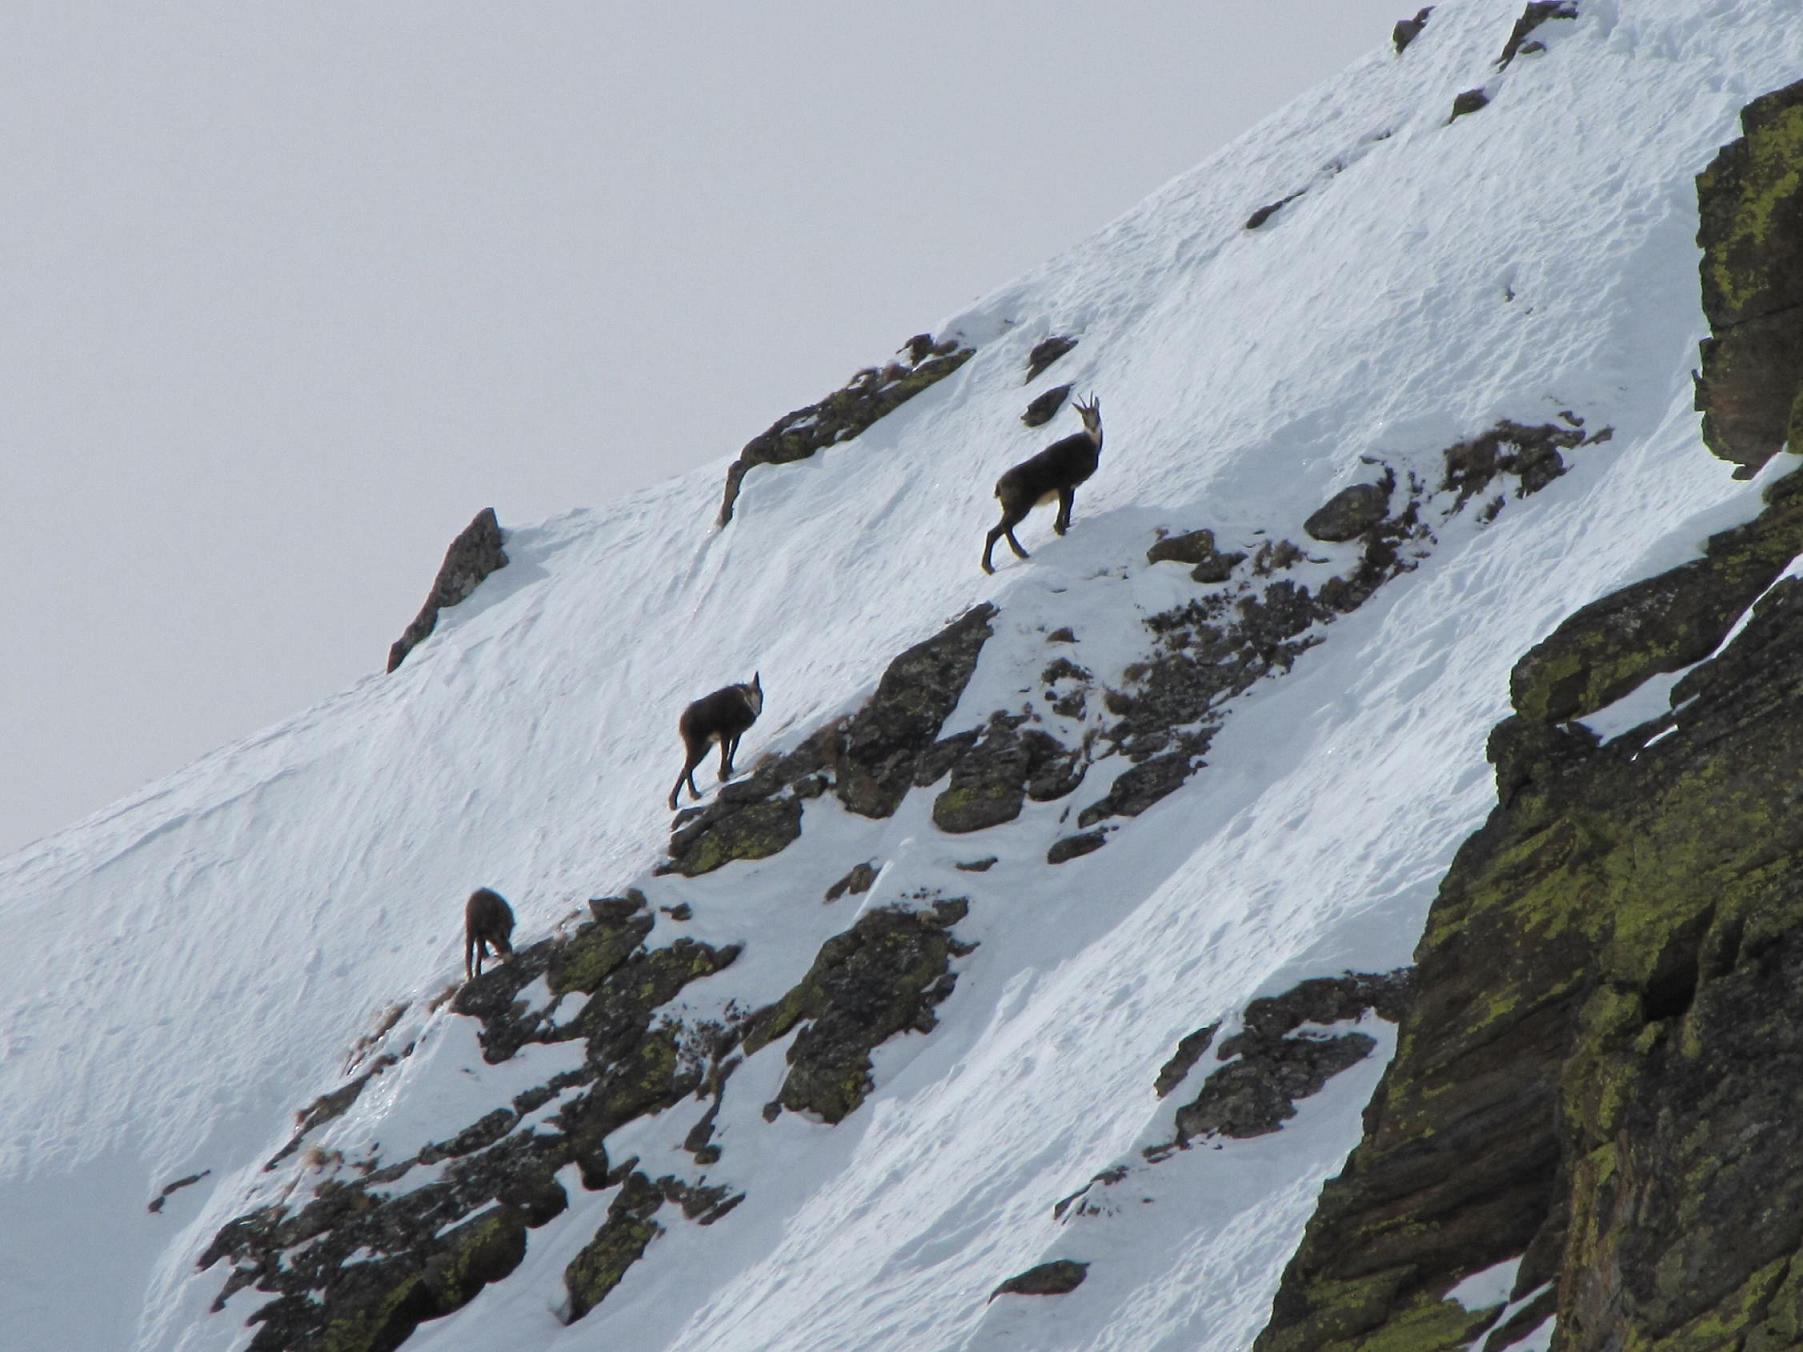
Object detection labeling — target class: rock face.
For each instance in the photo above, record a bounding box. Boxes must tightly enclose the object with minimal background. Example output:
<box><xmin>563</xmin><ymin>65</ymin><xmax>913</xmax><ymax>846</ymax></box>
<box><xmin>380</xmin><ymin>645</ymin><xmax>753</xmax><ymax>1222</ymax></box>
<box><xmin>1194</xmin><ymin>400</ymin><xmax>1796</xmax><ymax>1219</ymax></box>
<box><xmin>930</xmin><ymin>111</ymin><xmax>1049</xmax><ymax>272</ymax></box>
<box><xmin>717</xmin><ymin>334</ymin><xmax>974</xmax><ymax>525</ymax></box>
<box><xmin>991</xmin><ymin>1260</ymin><xmax>1088</xmax><ymax>1300</ymax></box>
<box><xmin>1303</xmin><ymin>482</ymin><xmax>1390</xmax><ymax>542</ymax></box>
<box><xmin>744</xmin><ymin>900</ymin><xmax>973</xmax><ymax>1124</ymax></box>
<box><xmin>1022</xmin><ymin>383</ymin><xmax>1073</xmax><ymax>427</ymax></box>
<box><xmin>386</xmin><ymin>508</ymin><xmax>508</xmax><ymax>672</ymax></box>
<box><xmin>1695</xmin><ymin>78</ymin><xmax>1803</xmax><ymax>475</ymax></box>
<box><xmin>1256</xmin><ymin>466</ymin><xmax>1803</xmax><ymax>1350</ymax></box>
<box><xmin>1393</xmin><ymin>7</ymin><xmax>1433</xmax><ymax>54</ymax></box>
<box><xmin>200</xmin><ymin>896</ymin><xmax>744</xmax><ymax>1349</ymax></box>
<box><xmin>1497</xmin><ymin>1</ymin><xmax>1577</xmax><ymax>68</ymax></box>
<box><xmin>1025</xmin><ymin>335</ymin><xmax>1078</xmax><ymax>382</ymax></box>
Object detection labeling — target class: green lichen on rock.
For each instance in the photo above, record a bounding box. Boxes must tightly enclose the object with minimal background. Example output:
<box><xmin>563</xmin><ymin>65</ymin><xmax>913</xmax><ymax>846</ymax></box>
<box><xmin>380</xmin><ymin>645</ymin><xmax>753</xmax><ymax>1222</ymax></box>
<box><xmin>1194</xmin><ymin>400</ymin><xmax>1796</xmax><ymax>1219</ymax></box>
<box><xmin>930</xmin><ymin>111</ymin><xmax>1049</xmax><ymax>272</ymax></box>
<box><xmin>664</xmin><ymin>795</ymin><xmax>803</xmax><ymax>877</ymax></box>
<box><xmin>563</xmin><ymin>1172</ymin><xmax>665</xmax><ymax>1322</ymax></box>
<box><xmin>1696</xmin><ymin>78</ymin><xmax>1803</xmax><ymax>472</ymax></box>
<box><xmin>718</xmin><ymin>334</ymin><xmax>974</xmax><ymax>525</ymax></box>
<box><xmin>1257</xmin><ymin>480</ymin><xmax>1803</xmax><ymax>1348</ymax></box>
<box><xmin>1510</xmin><ymin>466</ymin><xmax>1803</xmax><ymax>723</ymax></box>
<box><xmin>744</xmin><ymin>902</ymin><xmax>972</xmax><ymax>1123</ymax></box>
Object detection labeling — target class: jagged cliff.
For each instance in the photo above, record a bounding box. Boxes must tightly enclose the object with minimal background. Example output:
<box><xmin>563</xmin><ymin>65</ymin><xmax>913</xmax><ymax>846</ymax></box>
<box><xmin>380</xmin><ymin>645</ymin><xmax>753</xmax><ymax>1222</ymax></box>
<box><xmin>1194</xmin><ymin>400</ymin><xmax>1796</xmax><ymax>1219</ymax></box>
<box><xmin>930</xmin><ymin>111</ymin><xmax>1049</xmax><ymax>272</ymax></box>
<box><xmin>1258</xmin><ymin>75</ymin><xmax>1803</xmax><ymax>1351</ymax></box>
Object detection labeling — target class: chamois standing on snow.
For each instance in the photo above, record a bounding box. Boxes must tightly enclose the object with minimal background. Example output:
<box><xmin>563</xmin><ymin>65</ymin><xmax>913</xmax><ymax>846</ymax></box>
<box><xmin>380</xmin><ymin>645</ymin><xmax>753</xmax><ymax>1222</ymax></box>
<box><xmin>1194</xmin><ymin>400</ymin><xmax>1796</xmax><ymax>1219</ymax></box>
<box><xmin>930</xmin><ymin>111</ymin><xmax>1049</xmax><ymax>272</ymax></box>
<box><xmin>463</xmin><ymin>887</ymin><xmax>515</xmax><ymax>981</ymax></box>
<box><xmin>982</xmin><ymin>393</ymin><xmax>1104</xmax><ymax>574</ymax></box>
<box><xmin>668</xmin><ymin>674</ymin><xmax>764</xmax><ymax>810</ymax></box>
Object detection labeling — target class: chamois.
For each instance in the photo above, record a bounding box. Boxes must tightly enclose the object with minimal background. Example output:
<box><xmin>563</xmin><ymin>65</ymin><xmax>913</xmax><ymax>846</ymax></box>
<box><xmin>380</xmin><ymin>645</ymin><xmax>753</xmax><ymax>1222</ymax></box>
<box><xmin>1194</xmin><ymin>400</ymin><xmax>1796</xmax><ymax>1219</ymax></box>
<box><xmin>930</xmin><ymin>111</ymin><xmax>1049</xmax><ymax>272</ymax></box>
<box><xmin>463</xmin><ymin>887</ymin><xmax>515</xmax><ymax>981</ymax></box>
<box><xmin>982</xmin><ymin>394</ymin><xmax>1103</xmax><ymax>574</ymax></box>
<box><xmin>668</xmin><ymin>674</ymin><xmax>764</xmax><ymax>811</ymax></box>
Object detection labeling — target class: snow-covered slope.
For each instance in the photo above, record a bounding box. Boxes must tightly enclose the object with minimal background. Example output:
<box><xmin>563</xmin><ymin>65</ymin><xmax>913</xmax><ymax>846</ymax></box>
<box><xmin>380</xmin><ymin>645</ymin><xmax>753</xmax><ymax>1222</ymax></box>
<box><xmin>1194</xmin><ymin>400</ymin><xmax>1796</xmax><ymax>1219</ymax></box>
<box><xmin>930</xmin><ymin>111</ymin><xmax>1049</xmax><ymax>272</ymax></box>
<box><xmin>5</xmin><ymin>3</ymin><xmax>1799</xmax><ymax>1348</ymax></box>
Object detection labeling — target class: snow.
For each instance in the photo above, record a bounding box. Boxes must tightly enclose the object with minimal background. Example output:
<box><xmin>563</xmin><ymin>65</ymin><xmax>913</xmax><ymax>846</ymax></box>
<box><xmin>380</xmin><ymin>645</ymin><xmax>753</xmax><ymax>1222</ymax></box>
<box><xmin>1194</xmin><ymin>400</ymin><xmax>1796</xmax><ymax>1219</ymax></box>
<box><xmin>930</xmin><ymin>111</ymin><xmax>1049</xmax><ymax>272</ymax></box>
<box><xmin>5</xmin><ymin>2</ymin><xmax>1803</xmax><ymax>1349</ymax></box>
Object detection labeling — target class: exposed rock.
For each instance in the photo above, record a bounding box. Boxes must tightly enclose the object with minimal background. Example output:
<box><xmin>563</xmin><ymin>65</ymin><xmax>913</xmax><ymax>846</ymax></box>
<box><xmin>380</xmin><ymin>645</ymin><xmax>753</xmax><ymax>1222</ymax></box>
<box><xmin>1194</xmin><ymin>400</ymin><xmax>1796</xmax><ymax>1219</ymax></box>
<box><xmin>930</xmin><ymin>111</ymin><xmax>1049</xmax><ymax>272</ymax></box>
<box><xmin>1695</xmin><ymin>77</ymin><xmax>1803</xmax><ymax>474</ymax></box>
<box><xmin>1077</xmin><ymin>751</ymin><xmax>1193</xmax><ymax>828</ymax></box>
<box><xmin>1146</xmin><ymin>528</ymin><xmax>1246</xmax><ymax>583</ymax></box>
<box><xmin>204</xmin><ymin>897</ymin><xmax>742</xmax><ymax>1348</ymax></box>
<box><xmin>1046</xmin><ymin>626</ymin><xmax>1077</xmax><ymax>644</ymax></box>
<box><xmin>1156</xmin><ymin>972</ymin><xmax>1411</xmax><ymax>1152</ymax></box>
<box><xmin>386</xmin><ymin>508</ymin><xmax>509</xmax><ymax>673</ymax></box>
<box><xmin>1393</xmin><ymin>6</ymin><xmax>1433</xmax><ymax>53</ymax></box>
<box><xmin>563</xmin><ymin>1171</ymin><xmax>663</xmax><ymax>1322</ymax></box>
<box><xmin>1449</xmin><ymin>87</ymin><xmax>1491</xmax><ymax>123</ymax></box>
<box><xmin>1509</xmin><ymin>467</ymin><xmax>1803</xmax><ymax>722</ymax></box>
<box><xmin>1153</xmin><ymin>1024</ymin><xmax>1218</xmax><ymax>1099</ymax></box>
<box><xmin>147</xmin><ymin>1169</ymin><xmax>210</xmax><ymax>1214</ymax></box>
<box><xmin>663</xmin><ymin>796</ymin><xmax>803</xmax><ymax>878</ymax></box>
<box><xmin>1303</xmin><ymin>482</ymin><xmax>1390</xmax><ymax>542</ymax></box>
<box><xmin>837</xmin><ymin>604</ymin><xmax>997</xmax><ymax>818</ymax></box>
<box><xmin>1498</xmin><ymin>1</ymin><xmax>1578</xmax><ymax>68</ymax></box>
<box><xmin>1022</xmin><ymin>383</ymin><xmax>1073</xmax><ymax>427</ymax></box>
<box><xmin>1255</xmin><ymin>480</ymin><xmax>1803</xmax><ymax>1348</ymax></box>
<box><xmin>1047</xmin><ymin>830</ymin><xmax>1106</xmax><ymax>864</ymax></box>
<box><xmin>718</xmin><ymin>335</ymin><xmax>974</xmax><ymax>524</ymax></box>
<box><xmin>1440</xmin><ymin>419</ymin><xmax>1587</xmax><ymax>510</ymax></box>
<box><xmin>954</xmin><ymin>856</ymin><xmax>997</xmax><ymax>873</ymax></box>
<box><xmin>1025</xmin><ymin>335</ymin><xmax>1078</xmax><ymax>382</ymax></box>
<box><xmin>744</xmin><ymin>902</ymin><xmax>973</xmax><ymax>1124</ymax></box>
<box><xmin>990</xmin><ymin>1259</ymin><xmax>1089</xmax><ymax>1300</ymax></box>
<box><xmin>824</xmin><ymin>861</ymin><xmax>878</xmax><ymax>903</ymax></box>
<box><xmin>1247</xmin><ymin>190</ymin><xmax>1307</xmax><ymax>231</ymax></box>
<box><xmin>931</xmin><ymin>717</ymin><xmax>1084</xmax><ymax>834</ymax></box>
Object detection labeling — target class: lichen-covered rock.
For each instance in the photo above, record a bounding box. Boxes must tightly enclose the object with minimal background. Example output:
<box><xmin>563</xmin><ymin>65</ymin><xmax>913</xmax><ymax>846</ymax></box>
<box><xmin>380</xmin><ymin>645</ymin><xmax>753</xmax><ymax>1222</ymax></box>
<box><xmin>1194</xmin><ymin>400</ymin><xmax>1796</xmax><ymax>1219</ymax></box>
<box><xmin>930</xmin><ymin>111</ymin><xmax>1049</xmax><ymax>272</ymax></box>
<box><xmin>1025</xmin><ymin>335</ymin><xmax>1078</xmax><ymax>382</ymax></box>
<box><xmin>930</xmin><ymin>717</ymin><xmax>1084</xmax><ymax>834</ymax></box>
<box><xmin>1304</xmin><ymin>482</ymin><xmax>1390</xmax><ymax>542</ymax></box>
<box><xmin>1393</xmin><ymin>6</ymin><xmax>1432</xmax><ymax>53</ymax></box>
<box><xmin>1509</xmin><ymin>466</ymin><xmax>1803</xmax><ymax>722</ymax></box>
<box><xmin>1047</xmin><ymin>830</ymin><xmax>1107</xmax><ymax>864</ymax></box>
<box><xmin>386</xmin><ymin>508</ymin><xmax>508</xmax><ymax>673</ymax></box>
<box><xmin>1497</xmin><ymin>1</ymin><xmax>1577</xmax><ymax>68</ymax></box>
<box><xmin>1155</xmin><ymin>973</ymin><xmax>1410</xmax><ymax>1152</ymax></box>
<box><xmin>744</xmin><ymin>902</ymin><xmax>973</xmax><ymax>1123</ymax></box>
<box><xmin>1449</xmin><ymin>87</ymin><xmax>1491</xmax><ymax>123</ymax></box>
<box><xmin>563</xmin><ymin>1172</ymin><xmax>664</xmax><ymax>1322</ymax></box>
<box><xmin>837</xmin><ymin>604</ymin><xmax>997</xmax><ymax>818</ymax></box>
<box><xmin>718</xmin><ymin>335</ymin><xmax>974</xmax><ymax>525</ymax></box>
<box><xmin>824</xmin><ymin>861</ymin><xmax>878</xmax><ymax>902</ymax></box>
<box><xmin>990</xmin><ymin>1259</ymin><xmax>1089</xmax><ymax>1300</ymax></box>
<box><xmin>1146</xmin><ymin>527</ymin><xmax>1245</xmax><ymax>581</ymax></box>
<box><xmin>663</xmin><ymin>795</ymin><xmax>803</xmax><ymax>877</ymax></box>
<box><xmin>1256</xmin><ymin>484</ymin><xmax>1803</xmax><ymax>1348</ymax></box>
<box><xmin>1695</xmin><ymin>77</ymin><xmax>1803</xmax><ymax>474</ymax></box>
<box><xmin>1022</xmin><ymin>383</ymin><xmax>1072</xmax><ymax>427</ymax></box>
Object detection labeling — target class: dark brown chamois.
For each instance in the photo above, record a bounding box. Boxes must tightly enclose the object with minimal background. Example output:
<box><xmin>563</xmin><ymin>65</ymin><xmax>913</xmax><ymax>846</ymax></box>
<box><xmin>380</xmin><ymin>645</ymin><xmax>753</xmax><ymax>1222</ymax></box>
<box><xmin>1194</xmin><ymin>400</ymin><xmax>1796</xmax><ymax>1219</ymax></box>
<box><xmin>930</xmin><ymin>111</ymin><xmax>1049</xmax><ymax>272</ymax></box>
<box><xmin>982</xmin><ymin>394</ymin><xmax>1103</xmax><ymax>573</ymax></box>
<box><xmin>463</xmin><ymin>887</ymin><xmax>515</xmax><ymax>980</ymax></box>
<box><xmin>668</xmin><ymin>673</ymin><xmax>764</xmax><ymax>810</ymax></box>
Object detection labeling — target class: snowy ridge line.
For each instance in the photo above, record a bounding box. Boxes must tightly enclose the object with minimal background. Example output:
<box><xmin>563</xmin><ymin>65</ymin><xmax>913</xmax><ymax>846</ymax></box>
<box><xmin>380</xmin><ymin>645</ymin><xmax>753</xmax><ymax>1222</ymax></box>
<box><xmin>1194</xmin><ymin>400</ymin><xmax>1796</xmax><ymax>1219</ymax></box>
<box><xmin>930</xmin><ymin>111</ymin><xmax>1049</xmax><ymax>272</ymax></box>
<box><xmin>4</xmin><ymin>3</ymin><xmax>1802</xmax><ymax>1349</ymax></box>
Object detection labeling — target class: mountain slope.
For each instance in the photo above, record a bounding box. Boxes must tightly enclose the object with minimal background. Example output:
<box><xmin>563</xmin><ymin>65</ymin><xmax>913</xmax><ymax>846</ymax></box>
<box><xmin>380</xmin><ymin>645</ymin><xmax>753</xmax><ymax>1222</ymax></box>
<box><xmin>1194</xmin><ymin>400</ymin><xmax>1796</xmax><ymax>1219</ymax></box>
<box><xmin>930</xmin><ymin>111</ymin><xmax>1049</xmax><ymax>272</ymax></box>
<box><xmin>4</xmin><ymin>3</ymin><xmax>1801</xmax><ymax>1349</ymax></box>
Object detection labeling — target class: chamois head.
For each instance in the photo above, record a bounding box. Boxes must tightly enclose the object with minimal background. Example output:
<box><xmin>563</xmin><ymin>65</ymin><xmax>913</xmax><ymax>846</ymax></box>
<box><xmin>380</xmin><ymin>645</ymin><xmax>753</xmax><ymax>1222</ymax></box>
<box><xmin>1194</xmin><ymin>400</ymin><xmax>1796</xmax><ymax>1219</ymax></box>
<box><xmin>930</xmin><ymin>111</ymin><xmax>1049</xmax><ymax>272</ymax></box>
<box><xmin>745</xmin><ymin>672</ymin><xmax>764</xmax><ymax>716</ymax></box>
<box><xmin>1073</xmin><ymin>393</ymin><xmax>1102</xmax><ymax>441</ymax></box>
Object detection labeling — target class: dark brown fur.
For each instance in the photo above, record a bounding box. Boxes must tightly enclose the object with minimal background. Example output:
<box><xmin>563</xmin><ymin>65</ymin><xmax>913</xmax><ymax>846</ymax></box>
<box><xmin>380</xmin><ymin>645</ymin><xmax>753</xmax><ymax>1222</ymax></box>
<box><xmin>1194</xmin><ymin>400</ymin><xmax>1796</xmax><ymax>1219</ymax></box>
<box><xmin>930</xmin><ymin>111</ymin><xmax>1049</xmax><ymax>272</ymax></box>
<box><xmin>982</xmin><ymin>395</ymin><xmax>1104</xmax><ymax>573</ymax></box>
<box><xmin>463</xmin><ymin>887</ymin><xmax>514</xmax><ymax>980</ymax></box>
<box><xmin>669</xmin><ymin>674</ymin><xmax>764</xmax><ymax>810</ymax></box>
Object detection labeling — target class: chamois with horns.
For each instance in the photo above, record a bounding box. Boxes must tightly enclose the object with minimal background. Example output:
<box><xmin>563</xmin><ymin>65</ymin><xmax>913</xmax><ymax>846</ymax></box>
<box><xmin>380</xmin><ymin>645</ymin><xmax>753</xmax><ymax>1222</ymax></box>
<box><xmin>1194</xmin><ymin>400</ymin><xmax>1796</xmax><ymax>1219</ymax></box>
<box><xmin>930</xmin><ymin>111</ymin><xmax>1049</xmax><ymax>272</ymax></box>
<box><xmin>463</xmin><ymin>887</ymin><xmax>515</xmax><ymax>980</ymax></box>
<box><xmin>668</xmin><ymin>674</ymin><xmax>764</xmax><ymax>810</ymax></box>
<box><xmin>982</xmin><ymin>393</ymin><xmax>1103</xmax><ymax>573</ymax></box>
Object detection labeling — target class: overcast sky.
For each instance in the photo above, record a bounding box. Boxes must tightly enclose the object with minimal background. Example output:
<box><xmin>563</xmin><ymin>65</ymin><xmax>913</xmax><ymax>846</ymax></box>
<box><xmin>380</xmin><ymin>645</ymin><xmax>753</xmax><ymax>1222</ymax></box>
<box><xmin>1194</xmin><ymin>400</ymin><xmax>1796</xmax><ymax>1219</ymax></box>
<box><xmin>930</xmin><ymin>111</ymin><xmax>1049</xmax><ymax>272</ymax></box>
<box><xmin>3</xmin><ymin>2</ymin><xmax>1408</xmax><ymax>855</ymax></box>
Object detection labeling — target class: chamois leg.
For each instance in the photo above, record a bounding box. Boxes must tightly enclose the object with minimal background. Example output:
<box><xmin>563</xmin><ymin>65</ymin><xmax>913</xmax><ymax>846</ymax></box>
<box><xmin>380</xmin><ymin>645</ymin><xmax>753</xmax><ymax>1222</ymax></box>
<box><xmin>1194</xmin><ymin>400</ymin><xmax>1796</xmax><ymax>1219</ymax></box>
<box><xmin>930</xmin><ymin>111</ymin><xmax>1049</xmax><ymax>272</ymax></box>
<box><xmin>719</xmin><ymin>733</ymin><xmax>739</xmax><ymax>781</ymax></box>
<box><xmin>983</xmin><ymin>509</ymin><xmax>1031</xmax><ymax>574</ymax></box>
<box><xmin>1054</xmin><ymin>488</ymin><xmax>1075</xmax><ymax>535</ymax></box>
<box><xmin>465</xmin><ymin>935</ymin><xmax>477</xmax><ymax>981</ymax></box>
<box><xmin>669</xmin><ymin>746</ymin><xmax>706</xmax><ymax>811</ymax></box>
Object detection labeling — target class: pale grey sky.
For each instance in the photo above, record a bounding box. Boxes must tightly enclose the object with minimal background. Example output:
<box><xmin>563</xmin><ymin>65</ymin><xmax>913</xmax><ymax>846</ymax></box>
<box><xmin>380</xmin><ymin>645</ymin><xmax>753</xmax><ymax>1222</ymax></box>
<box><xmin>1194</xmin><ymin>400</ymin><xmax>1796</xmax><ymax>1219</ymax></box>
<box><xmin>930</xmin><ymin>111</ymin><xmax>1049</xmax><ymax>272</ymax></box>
<box><xmin>3</xmin><ymin>2</ymin><xmax>1407</xmax><ymax>854</ymax></box>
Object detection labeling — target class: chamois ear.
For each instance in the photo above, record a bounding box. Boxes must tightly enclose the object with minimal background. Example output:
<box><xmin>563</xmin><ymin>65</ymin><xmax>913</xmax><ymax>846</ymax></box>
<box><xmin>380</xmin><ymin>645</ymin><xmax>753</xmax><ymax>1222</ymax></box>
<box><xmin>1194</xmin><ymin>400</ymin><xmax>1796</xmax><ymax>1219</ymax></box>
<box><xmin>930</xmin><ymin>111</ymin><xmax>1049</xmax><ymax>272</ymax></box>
<box><xmin>753</xmin><ymin>671</ymin><xmax>762</xmax><ymax>691</ymax></box>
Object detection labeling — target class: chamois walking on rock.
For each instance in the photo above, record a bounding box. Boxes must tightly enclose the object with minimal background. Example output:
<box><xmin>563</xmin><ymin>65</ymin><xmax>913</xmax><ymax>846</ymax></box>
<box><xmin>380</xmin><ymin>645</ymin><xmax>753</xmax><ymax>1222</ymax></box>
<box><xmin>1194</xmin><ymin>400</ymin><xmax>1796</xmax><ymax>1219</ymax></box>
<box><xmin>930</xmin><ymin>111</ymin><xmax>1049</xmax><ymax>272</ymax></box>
<box><xmin>669</xmin><ymin>674</ymin><xmax>764</xmax><ymax>810</ymax></box>
<box><xmin>982</xmin><ymin>394</ymin><xmax>1104</xmax><ymax>573</ymax></box>
<box><xmin>463</xmin><ymin>887</ymin><xmax>514</xmax><ymax>981</ymax></box>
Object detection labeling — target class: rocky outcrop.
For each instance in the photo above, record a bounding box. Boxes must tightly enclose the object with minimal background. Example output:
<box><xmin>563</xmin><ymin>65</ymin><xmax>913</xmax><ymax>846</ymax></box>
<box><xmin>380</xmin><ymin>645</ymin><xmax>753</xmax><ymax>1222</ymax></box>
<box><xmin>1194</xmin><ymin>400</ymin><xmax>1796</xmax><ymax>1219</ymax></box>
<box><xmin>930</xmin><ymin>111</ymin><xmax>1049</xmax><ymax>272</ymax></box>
<box><xmin>1255</xmin><ymin>466</ymin><xmax>1803</xmax><ymax>1351</ymax></box>
<box><xmin>1304</xmin><ymin>482</ymin><xmax>1391</xmax><ymax>543</ymax></box>
<box><xmin>1022</xmin><ymin>383</ymin><xmax>1073</xmax><ymax>427</ymax></box>
<box><xmin>200</xmin><ymin>897</ymin><xmax>743</xmax><ymax>1349</ymax></box>
<box><xmin>1393</xmin><ymin>7</ymin><xmax>1433</xmax><ymax>54</ymax></box>
<box><xmin>1151</xmin><ymin>972</ymin><xmax>1411</xmax><ymax>1156</ymax></box>
<box><xmin>386</xmin><ymin>508</ymin><xmax>508</xmax><ymax>672</ymax></box>
<box><xmin>991</xmin><ymin>1260</ymin><xmax>1088</xmax><ymax>1300</ymax></box>
<box><xmin>717</xmin><ymin>334</ymin><xmax>974</xmax><ymax>525</ymax></box>
<box><xmin>744</xmin><ymin>900</ymin><xmax>974</xmax><ymax>1124</ymax></box>
<box><xmin>1449</xmin><ymin>88</ymin><xmax>1491</xmax><ymax>123</ymax></box>
<box><xmin>1025</xmin><ymin>335</ymin><xmax>1078</xmax><ymax>382</ymax></box>
<box><xmin>1497</xmin><ymin>2</ymin><xmax>1578</xmax><ymax>68</ymax></box>
<box><xmin>1695</xmin><ymin>78</ymin><xmax>1803</xmax><ymax>475</ymax></box>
